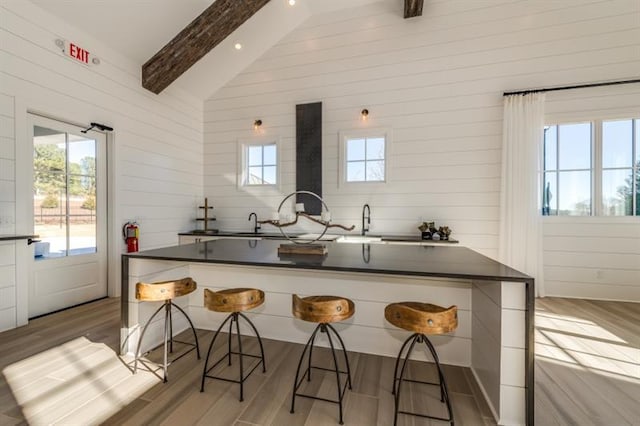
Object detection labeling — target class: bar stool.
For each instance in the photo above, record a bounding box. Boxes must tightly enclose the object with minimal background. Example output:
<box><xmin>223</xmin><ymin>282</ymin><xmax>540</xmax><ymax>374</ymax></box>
<box><xmin>134</xmin><ymin>277</ymin><xmax>200</xmax><ymax>383</ymax></box>
<box><xmin>200</xmin><ymin>288</ymin><xmax>266</xmax><ymax>401</ymax></box>
<box><xmin>385</xmin><ymin>302</ymin><xmax>457</xmax><ymax>426</ymax></box>
<box><xmin>290</xmin><ymin>294</ymin><xmax>354</xmax><ymax>425</ymax></box>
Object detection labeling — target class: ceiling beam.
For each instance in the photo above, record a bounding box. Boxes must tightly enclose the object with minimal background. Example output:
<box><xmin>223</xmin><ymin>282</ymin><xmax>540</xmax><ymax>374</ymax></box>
<box><xmin>404</xmin><ymin>0</ymin><xmax>424</xmax><ymax>18</ymax></box>
<box><xmin>142</xmin><ymin>0</ymin><xmax>271</xmax><ymax>94</ymax></box>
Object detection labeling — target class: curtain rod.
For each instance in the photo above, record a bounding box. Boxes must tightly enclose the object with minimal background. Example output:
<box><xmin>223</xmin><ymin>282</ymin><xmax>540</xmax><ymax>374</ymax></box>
<box><xmin>503</xmin><ymin>78</ymin><xmax>640</xmax><ymax>96</ymax></box>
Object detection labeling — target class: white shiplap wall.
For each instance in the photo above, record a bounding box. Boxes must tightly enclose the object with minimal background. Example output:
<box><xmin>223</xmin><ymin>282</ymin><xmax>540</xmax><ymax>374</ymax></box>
<box><xmin>203</xmin><ymin>0</ymin><xmax>640</xmax><ymax>260</ymax></box>
<box><xmin>543</xmin><ymin>85</ymin><xmax>640</xmax><ymax>301</ymax></box>
<box><xmin>0</xmin><ymin>92</ymin><xmax>17</xmax><ymax>331</ymax></box>
<box><xmin>0</xmin><ymin>1</ymin><xmax>204</xmax><ymax>302</ymax></box>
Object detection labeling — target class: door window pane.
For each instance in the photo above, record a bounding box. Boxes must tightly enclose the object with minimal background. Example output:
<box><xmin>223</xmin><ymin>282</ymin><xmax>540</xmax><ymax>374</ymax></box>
<box><xmin>603</xmin><ymin>119</ymin><xmax>632</xmax><ymax>168</ymax></box>
<box><xmin>558</xmin><ymin>171</ymin><xmax>591</xmax><ymax>215</ymax></box>
<box><xmin>34</xmin><ymin>129</ymin><xmax>98</xmax><ymax>257</ymax></box>
<box><xmin>602</xmin><ymin>169</ymin><xmax>633</xmax><ymax>216</ymax></box>
<box><xmin>559</xmin><ymin>123</ymin><xmax>591</xmax><ymax>170</ymax></box>
<box><xmin>636</xmin><ymin>119</ymin><xmax>640</xmax><ymax>163</ymax></box>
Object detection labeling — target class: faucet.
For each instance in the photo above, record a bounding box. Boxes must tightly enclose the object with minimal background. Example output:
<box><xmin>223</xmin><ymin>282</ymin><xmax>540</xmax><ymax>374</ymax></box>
<box><xmin>361</xmin><ymin>204</ymin><xmax>371</xmax><ymax>235</ymax></box>
<box><xmin>248</xmin><ymin>212</ymin><xmax>261</xmax><ymax>234</ymax></box>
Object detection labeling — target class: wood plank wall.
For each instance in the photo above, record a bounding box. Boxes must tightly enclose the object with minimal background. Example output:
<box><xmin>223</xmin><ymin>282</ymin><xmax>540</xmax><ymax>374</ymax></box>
<box><xmin>0</xmin><ymin>93</ymin><xmax>17</xmax><ymax>331</ymax></box>
<box><xmin>202</xmin><ymin>0</ymin><xmax>640</xmax><ymax>263</ymax></box>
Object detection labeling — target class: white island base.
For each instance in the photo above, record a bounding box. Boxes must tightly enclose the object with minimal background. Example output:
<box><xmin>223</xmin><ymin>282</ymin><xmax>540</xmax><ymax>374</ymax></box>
<box><xmin>122</xmin><ymin>258</ymin><xmax>529</xmax><ymax>425</ymax></box>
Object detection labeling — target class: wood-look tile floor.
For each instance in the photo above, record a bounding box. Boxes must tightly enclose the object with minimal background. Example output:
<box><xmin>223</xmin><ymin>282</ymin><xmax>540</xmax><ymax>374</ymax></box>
<box><xmin>0</xmin><ymin>297</ymin><xmax>638</xmax><ymax>425</ymax></box>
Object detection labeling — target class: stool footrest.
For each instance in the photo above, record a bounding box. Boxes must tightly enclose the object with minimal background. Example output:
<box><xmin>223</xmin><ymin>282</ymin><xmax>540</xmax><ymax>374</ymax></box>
<box><xmin>398</xmin><ymin>410</ymin><xmax>453</xmax><ymax>423</ymax></box>
<box><xmin>204</xmin><ymin>360</ymin><xmax>263</xmax><ymax>385</ymax></box>
<box><xmin>294</xmin><ymin>366</ymin><xmax>350</xmax><ymax>402</ymax></box>
<box><xmin>393</xmin><ymin>377</ymin><xmax>440</xmax><ymax>387</ymax></box>
<box><xmin>204</xmin><ymin>351</ymin><xmax>264</xmax><ymax>377</ymax></box>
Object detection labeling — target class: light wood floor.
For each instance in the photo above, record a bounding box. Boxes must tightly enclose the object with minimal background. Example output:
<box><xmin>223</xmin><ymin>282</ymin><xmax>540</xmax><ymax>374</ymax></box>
<box><xmin>0</xmin><ymin>297</ymin><xmax>638</xmax><ymax>425</ymax></box>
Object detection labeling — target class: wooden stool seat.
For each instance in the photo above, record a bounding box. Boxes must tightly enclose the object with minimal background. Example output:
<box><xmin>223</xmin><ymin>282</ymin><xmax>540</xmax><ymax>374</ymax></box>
<box><xmin>290</xmin><ymin>294</ymin><xmax>354</xmax><ymax>424</ymax></box>
<box><xmin>384</xmin><ymin>302</ymin><xmax>458</xmax><ymax>335</ymax></box>
<box><xmin>136</xmin><ymin>277</ymin><xmax>197</xmax><ymax>302</ymax></box>
<box><xmin>201</xmin><ymin>287</ymin><xmax>266</xmax><ymax>401</ymax></box>
<box><xmin>292</xmin><ymin>294</ymin><xmax>355</xmax><ymax>324</ymax></box>
<box><xmin>203</xmin><ymin>288</ymin><xmax>264</xmax><ymax>313</ymax></box>
<box><xmin>132</xmin><ymin>277</ymin><xmax>200</xmax><ymax>382</ymax></box>
<box><xmin>385</xmin><ymin>301</ymin><xmax>457</xmax><ymax>426</ymax></box>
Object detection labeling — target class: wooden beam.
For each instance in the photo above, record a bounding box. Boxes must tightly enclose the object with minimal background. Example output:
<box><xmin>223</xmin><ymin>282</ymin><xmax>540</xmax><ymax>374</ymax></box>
<box><xmin>142</xmin><ymin>0</ymin><xmax>271</xmax><ymax>94</ymax></box>
<box><xmin>404</xmin><ymin>0</ymin><xmax>424</xmax><ymax>18</ymax></box>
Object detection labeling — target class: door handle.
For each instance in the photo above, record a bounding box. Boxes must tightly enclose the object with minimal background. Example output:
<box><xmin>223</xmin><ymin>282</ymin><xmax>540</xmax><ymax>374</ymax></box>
<box><xmin>27</xmin><ymin>238</ymin><xmax>41</xmax><ymax>245</ymax></box>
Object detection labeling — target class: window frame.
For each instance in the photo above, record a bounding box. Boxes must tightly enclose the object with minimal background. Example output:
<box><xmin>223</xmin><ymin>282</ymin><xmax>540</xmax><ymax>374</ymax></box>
<box><xmin>338</xmin><ymin>128</ymin><xmax>391</xmax><ymax>187</ymax></box>
<box><xmin>237</xmin><ymin>137</ymin><xmax>281</xmax><ymax>190</ymax></box>
<box><xmin>542</xmin><ymin>118</ymin><xmax>639</xmax><ymax>217</ymax></box>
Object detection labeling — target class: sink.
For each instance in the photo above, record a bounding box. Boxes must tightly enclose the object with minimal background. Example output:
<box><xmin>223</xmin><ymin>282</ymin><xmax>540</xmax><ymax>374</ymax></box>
<box><xmin>336</xmin><ymin>235</ymin><xmax>383</xmax><ymax>243</ymax></box>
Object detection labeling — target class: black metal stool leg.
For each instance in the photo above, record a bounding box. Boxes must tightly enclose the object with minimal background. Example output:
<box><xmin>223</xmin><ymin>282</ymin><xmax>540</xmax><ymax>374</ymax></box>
<box><xmin>423</xmin><ymin>336</ymin><xmax>454</xmax><ymax>425</ymax></box>
<box><xmin>133</xmin><ymin>303</ymin><xmax>166</xmax><ymax>374</ymax></box>
<box><xmin>227</xmin><ymin>314</ymin><xmax>234</xmax><ymax>366</ymax></box>
<box><xmin>238</xmin><ymin>312</ymin><xmax>266</xmax><ymax>373</ymax></box>
<box><xmin>327</xmin><ymin>323</ymin><xmax>353</xmax><ymax>390</ymax></box>
<box><xmin>290</xmin><ymin>324</ymin><xmax>322</xmax><ymax>414</ymax></box>
<box><xmin>307</xmin><ymin>331</ymin><xmax>317</xmax><ymax>382</ymax></box>
<box><xmin>163</xmin><ymin>301</ymin><xmax>170</xmax><ymax>382</ymax></box>
<box><xmin>325</xmin><ymin>324</ymin><xmax>345</xmax><ymax>425</ymax></box>
<box><xmin>200</xmin><ymin>313</ymin><xmax>234</xmax><ymax>392</ymax></box>
<box><xmin>394</xmin><ymin>334</ymin><xmax>419</xmax><ymax>426</ymax></box>
<box><xmin>169</xmin><ymin>301</ymin><xmax>174</xmax><ymax>354</ymax></box>
<box><xmin>172</xmin><ymin>301</ymin><xmax>201</xmax><ymax>359</ymax></box>
<box><xmin>392</xmin><ymin>333</ymin><xmax>417</xmax><ymax>395</ymax></box>
<box><xmin>234</xmin><ymin>313</ymin><xmax>245</xmax><ymax>402</ymax></box>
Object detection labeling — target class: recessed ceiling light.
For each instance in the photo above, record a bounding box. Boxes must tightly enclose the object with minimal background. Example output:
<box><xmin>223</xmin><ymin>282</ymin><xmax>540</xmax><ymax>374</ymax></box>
<box><xmin>234</xmin><ymin>43</ymin><xmax>242</xmax><ymax>50</ymax></box>
<box><xmin>288</xmin><ymin>0</ymin><xmax>296</xmax><ymax>5</ymax></box>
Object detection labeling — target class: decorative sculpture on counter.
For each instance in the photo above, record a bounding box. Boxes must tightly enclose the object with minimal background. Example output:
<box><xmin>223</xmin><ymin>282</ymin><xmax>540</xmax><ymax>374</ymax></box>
<box><xmin>418</xmin><ymin>221</ymin><xmax>451</xmax><ymax>240</ymax></box>
<box><xmin>258</xmin><ymin>191</ymin><xmax>355</xmax><ymax>254</ymax></box>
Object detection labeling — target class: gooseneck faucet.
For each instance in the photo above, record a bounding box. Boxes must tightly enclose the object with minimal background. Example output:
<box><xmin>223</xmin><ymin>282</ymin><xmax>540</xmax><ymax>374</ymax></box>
<box><xmin>248</xmin><ymin>212</ymin><xmax>260</xmax><ymax>234</ymax></box>
<box><xmin>361</xmin><ymin>204</ymin><xmax>371</xmax><ymax>235</ymax></box>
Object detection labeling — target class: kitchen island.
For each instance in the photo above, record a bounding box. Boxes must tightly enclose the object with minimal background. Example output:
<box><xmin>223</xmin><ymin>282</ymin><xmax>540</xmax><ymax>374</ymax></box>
<box><xmin>121</xmin><ymin>239</ymin><xmax>534</xmax><ymax>425</ymax></box>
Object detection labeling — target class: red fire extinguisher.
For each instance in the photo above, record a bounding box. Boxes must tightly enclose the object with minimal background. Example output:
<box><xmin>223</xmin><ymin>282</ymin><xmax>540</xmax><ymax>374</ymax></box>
<box><xmin>123</xmin><ymin>221</ymin><xmax>139</xmax><ymax>253</ymax></box>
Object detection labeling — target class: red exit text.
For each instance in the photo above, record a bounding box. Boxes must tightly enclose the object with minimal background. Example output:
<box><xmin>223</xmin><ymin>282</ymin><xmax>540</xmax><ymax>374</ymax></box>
<box><xmin>68</xmin><ymin>42</ymin><xmax>89</xmax><ymax>64</ymax></box>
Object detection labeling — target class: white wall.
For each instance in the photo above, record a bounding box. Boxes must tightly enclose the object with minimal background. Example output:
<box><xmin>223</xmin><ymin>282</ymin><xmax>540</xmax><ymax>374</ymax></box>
<box><xmin>0</xmin><ymin>0</ymin><xmax>204</xmax><ymax>308</ymax></box>
<box><xmin>203</xmin><ymin>0</ymin><xmax>640</xmax><ymax>261</ymax></box>
<box><xmin>543</xmin><ymin>85</ymin><xmax>640</xmax><ymax>301</ymax></box>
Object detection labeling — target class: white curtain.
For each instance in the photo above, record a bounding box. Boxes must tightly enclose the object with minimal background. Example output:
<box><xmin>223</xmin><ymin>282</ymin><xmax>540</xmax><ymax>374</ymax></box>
<box><xmin>499</xmin><ymin>93</ymin><xmax>546</xmax><ymax>297</ymax></box>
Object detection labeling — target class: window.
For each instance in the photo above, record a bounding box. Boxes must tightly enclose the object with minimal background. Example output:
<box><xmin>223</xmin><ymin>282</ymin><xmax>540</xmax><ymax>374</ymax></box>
<box><xmin>542</xmin><ymin>118</ymin><xmax>639</xmax><ymax>216</ymax></box>
<box><xmin>340</xmin><ymin>131</ymin><xmax>388</xmax><ymax>184</ymax></box>
<box><xmin>33</xmin><ymin>125</ymin><xmax>99</xmax><ymax>257</ymax></box>
<box><xmin>239</xmin><ymin>140</ymin><xmax>278</xmax><ymax>187</ymax></box>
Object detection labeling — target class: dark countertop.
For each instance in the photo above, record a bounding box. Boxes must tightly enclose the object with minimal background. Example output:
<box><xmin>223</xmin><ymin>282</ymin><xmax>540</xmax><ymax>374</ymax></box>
<box><xmin>125</xmin><ymin>239</ymin><xmax>531</xmax><ymax>283</ymax></box>
<box><xmin>0</xmin><ymin>234</ymin><xmax>38</xmax><ymax>242</ymax></box>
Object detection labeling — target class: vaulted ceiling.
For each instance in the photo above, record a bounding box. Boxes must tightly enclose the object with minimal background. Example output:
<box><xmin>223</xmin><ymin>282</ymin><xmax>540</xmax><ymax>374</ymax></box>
<box><xmin>27</xmin><ymin>0</ymin><xmax>401</xmax><ymax>100</ymax></box>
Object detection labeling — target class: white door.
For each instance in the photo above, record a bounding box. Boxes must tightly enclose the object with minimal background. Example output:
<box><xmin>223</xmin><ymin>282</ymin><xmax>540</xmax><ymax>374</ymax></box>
<box><xmin>28</xmin><ymin>114</ymin><xmax>108</xmax><ymax>318</ymax></box>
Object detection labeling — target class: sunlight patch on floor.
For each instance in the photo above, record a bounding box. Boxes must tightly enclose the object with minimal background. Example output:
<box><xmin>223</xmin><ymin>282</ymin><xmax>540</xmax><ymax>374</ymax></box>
<box><xmin>535</xmin><ymin>310</ymin><xmax>640</xmax><ymax>382</ymax></box>
<box><xmin>2</xmin><ymin>337</ymin><xmax>160</xmax><ymax>425</ymax></box>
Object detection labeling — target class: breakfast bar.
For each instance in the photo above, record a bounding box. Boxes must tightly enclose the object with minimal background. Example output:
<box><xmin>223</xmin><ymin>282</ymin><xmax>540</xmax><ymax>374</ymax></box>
<box><xmin>121</xmin><ymin>239</ymin><xmax>534</xmax><ymax>425</ymax></box>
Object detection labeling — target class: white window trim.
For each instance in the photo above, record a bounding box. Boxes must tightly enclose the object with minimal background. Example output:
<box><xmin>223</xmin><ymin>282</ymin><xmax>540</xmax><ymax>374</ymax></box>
<box><xmin>237</xmin><ymin>137</ymin><xmax>281</xmax><ymax>190</ymax></box>
<box><xmin>338</xmin><ymin>128</ymin><xmax>391</xmax><ymax>188</ymax></box>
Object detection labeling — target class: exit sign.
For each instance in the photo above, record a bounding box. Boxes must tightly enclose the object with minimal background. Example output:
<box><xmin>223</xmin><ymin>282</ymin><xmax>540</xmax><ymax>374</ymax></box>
<box><xmin>66</xmin><ymin>41</ymin><xmax>90</xmax><ymax>64</ymax></box>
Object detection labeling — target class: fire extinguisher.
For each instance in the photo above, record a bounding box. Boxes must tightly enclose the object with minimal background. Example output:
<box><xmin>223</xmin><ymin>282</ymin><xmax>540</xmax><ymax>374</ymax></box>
<box><xmin>123</xmin><ymin>221</ymin><xmax>139</xmax><ymax>253</ymax></box>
